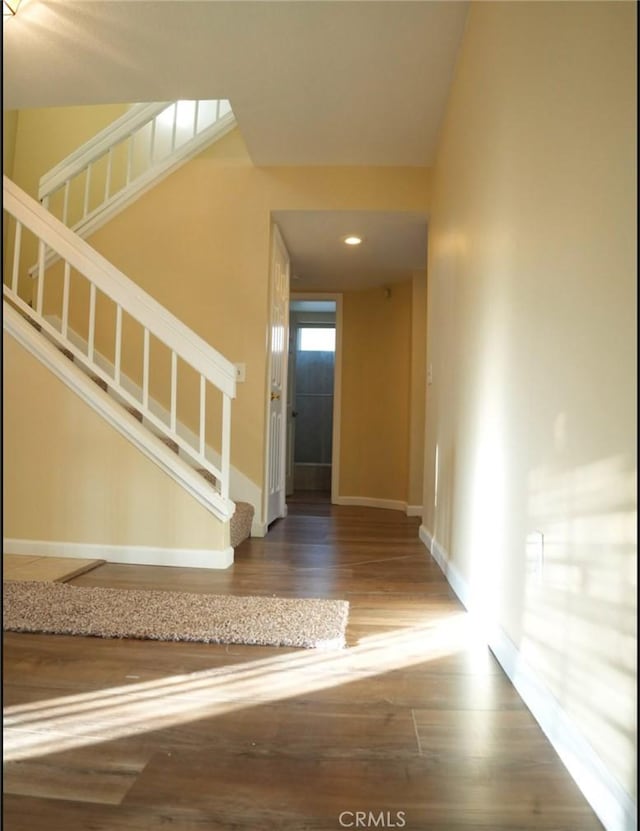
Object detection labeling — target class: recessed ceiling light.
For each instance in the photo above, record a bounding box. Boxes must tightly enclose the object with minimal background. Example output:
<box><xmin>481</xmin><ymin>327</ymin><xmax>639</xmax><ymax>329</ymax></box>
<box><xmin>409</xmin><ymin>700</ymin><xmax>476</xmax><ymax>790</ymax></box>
<box><xmin>343</xmin><ymin>235</ymin><xmax>363</xmax><ymax>246</ymax></box>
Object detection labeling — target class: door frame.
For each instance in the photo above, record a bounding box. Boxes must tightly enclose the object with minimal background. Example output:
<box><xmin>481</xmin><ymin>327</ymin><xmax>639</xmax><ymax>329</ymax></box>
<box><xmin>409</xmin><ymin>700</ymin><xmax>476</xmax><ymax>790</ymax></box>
<box><xmin>289</xmin><ymin>291</ymin><xmax>343</xmax><ymax>503</ymax></box>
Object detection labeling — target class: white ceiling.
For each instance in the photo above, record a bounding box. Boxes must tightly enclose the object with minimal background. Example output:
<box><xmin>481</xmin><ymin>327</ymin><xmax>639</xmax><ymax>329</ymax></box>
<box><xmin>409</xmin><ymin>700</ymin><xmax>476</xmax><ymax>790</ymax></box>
<box><xmin>3</xmin><ymin>0</ymin><xmax>467</xmax><ymax>289</ymax></box>
<box><xmin>275</xmin><ymin>210</ymin><xmax>427</xmax><ymax>291</ymax></box>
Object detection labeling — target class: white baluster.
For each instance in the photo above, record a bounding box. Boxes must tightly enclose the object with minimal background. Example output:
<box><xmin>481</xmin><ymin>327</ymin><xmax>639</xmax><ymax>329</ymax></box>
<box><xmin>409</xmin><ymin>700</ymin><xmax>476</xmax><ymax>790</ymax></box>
<box><xmin>221</xmin><ymin>394</ymin><xmax>231</xmax><ymax>501</ymax></box>
<box><xmin>171</xmin><ymin>104</ymin><xmax>178</xmax><ymax>152</ymax></box>
<box><xmin>105</xmin><ymin>148</ymin><xmax>113</xmax><ymax>203</ymax></box>
<box><xmin>88</xmin><ymin>283</ymin><xmax>96</xmax><ymax>362</ymax></box>
<box><xmin>114</xmin><ymin>304</ymin><xmax>122</xmax><ymax>384</ymax></box>
<box><xmin>215</xmin><ymin>99</ymin><xmax>221</xmax><ymax>120</ymax></box>
<box><xmin>61</xmin><ymin>262</ymin><xmax>70</xmax><ymax>338</ymax></box>
<box><xmin>36</xmin><ymin>238</ymin><xmax>45</xmax><ymax>315</ymax></box>
<box><xmin>62</xmin><ymin>180</ymin><xmax>70</xmax><ymax>226</ymax></box>
<box><xmin>192</xmin><ymin>101</ymin><xmax>199</xmax><ymax>138</ymax></box>
<box><xmin>11</xmin><ymin>221</ymin><xmax>22</xmax><ymax>295</ymax></box>
<box><xmin>199</xmin><ymin>375</ymin><xmax>206</xmax><ymax>457</ymax></box>
<box><xmin>170</xmin><ymin>351</ymin><xmax>177</xmax><ymax>432</ymax></box>
<box><xmin>126</xmin><ymin>135</ymin><xmax>133</xmax><ymax>185</ymax></box>
<box><xmin>83</xmin><ymin>164</ymin><xmax>92</xmax><ymax>219</ymax></box>
<box><xmin>150</xmin><ymin>118</ymin><xmax>157</xmax><ymax>165</ymax></box>
<box><xmin>143</xmin><ymin>328</ymin><xmax>150</xmax><ymax>409</ymax></box>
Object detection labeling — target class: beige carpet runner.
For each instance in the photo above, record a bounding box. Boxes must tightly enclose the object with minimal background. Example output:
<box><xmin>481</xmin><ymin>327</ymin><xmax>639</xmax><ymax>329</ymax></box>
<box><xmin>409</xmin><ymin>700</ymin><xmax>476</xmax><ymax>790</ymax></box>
<box><xmin>3</xmin><ymin>581</ymin><xmax>349</xmax><ymax>649</ymax></box>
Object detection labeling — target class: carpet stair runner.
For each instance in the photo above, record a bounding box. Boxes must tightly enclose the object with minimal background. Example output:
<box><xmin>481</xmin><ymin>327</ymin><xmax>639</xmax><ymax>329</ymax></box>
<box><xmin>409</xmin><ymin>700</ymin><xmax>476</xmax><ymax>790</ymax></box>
<box><xmin>19</xmin><ymin>309</ymin><xmax>254</xmax><ymax>548</ymax></box>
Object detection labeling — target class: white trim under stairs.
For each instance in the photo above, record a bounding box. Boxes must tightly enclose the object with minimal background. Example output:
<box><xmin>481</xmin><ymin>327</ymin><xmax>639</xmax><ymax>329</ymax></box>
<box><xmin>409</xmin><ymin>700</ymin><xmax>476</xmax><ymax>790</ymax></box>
<box><xmin>4</xmin><ymin>303</ymin><xmax>234</xmax><ymax>522</ymax></box>
<box><xmin>4</xmin><ymin>299</ymin><xmax>255</xmax><ymax>556</ymax></box>
<box><xmin>42</xmin><ymin>313</ymin><xmax>264</xmax><ymax>536</ymax></box>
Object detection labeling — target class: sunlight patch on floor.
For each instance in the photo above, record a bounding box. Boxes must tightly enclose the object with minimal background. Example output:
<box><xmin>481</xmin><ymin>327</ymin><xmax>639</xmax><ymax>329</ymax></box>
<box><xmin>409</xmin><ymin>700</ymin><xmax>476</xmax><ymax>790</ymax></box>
<box><xmin>4</xmin><ymin>611</ymin><xmax>476</xmax><ymax>761</ymax></box>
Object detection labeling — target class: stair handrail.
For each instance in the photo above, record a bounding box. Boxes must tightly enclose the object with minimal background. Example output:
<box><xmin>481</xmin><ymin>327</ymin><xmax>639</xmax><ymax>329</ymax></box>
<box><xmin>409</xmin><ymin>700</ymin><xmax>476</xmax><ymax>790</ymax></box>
<box><xmin>4</xmin><ymin>175</ymin><xmax>236</xmax><ymax>503</ymax></box>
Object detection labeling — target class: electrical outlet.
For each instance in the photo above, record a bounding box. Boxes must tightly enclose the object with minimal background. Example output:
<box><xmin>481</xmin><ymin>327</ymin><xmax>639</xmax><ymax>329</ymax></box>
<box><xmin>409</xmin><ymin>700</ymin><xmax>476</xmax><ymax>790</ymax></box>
<box><xmin>235</xmin><ymin>363</ymin><xmax>246</xmax><ymax>382</ymax></box>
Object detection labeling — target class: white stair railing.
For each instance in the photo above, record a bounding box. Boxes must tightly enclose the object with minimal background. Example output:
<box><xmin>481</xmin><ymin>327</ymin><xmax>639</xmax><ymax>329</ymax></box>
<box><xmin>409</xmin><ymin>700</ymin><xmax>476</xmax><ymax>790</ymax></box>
<box><xmin>4</xmin><ymin>175</ymin><xmax>236</xmax><ymax>517</ymax></box>
<box><xmin>33</xmin><ymin>100</ymin><xmax>235</xmax><ymax>264</ymax></box>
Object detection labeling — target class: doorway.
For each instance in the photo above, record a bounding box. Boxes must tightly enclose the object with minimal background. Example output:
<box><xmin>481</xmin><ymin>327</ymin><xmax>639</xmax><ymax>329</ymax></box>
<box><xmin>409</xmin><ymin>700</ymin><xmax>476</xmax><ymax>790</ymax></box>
<box><xmin>287</xmin><ymin>298</ymin><xmax>339</xmax><ymax>501</ymax></box>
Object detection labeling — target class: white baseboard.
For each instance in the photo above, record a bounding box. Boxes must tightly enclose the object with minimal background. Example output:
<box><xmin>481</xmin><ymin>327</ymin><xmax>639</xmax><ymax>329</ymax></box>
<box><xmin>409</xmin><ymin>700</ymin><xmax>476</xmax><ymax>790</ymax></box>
<box><xmin>4</xmin><ymin>538</ymin><xmax>234</xmax><ymax>570</ymax></box>
<box><xmin>333</xmin><ymin>497</ymin><xmax>422</xmax><ymax>518</ymax></box>
<box><xmin>489</xmin><ymin>625</ymin><xmax>637</xmax><ymax>831</ymax></box>
<box><xmin>419</xmin><ymin>525</ymin><xmax>470</xmax><ymax>607</ymax></box>
<box><xmin>418</xmin><ymin>525</ymin><xmax>637</xmax><ymax>831</ymax></box>
<box><xmin>250</xmin><ymin>519</ymin><xmax>268</xmax><ymax>538</ymax></box>
<box><xmin>334</xmin><ymin>496</ymin><xmax>408</xmax><ymax>512</ymax></box>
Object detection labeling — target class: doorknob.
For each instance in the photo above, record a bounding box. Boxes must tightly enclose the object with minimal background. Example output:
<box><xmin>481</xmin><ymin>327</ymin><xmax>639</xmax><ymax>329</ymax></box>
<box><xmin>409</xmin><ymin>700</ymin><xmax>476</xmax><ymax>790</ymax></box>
<box><xmin>271</xmin><ymin>392</ymin><xmax>281</xmax><ymax>401</ymax></box>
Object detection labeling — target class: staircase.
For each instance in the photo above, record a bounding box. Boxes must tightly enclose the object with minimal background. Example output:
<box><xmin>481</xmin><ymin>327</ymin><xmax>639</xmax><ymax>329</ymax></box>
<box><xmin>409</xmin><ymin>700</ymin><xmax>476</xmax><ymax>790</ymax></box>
<box><xmin>3</xmin><ymin>175</ymin><xmax>254</xmax><ymax>554</ymax></box>
<box><xmin>11</xmin><ymin>308</ymin><xmax>254</xmax><ymax>550</ymax></box>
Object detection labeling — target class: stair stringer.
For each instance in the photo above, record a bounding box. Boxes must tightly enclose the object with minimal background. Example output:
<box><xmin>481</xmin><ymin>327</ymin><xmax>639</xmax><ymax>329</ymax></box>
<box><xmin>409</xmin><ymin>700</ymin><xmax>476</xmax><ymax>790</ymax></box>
<box><xmin>4</xmin><ymin>302</ymin><xmax>236</xmax><ymax>528</ymax></box>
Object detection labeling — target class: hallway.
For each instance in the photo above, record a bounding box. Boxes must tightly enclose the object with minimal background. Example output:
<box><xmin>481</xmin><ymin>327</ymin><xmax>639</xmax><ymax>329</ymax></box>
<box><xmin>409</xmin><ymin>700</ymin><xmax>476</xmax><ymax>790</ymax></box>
<box><xmin>3</xmin><ymin>504</ymin><xmax>604</xmax><ymax>829</ymax></box>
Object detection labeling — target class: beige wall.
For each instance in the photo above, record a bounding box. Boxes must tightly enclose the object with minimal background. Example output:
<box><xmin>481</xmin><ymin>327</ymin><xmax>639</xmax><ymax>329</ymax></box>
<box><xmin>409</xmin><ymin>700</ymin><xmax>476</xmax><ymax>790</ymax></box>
<box><xmin>340</xmin><ymin>280</ymin><xmax>413</xmax><ymax>502</ymax></box>
<box><xmin>3</xmin><ymin>110</ymin><xmax>19</xmax><ymax>178</ymax></box>
<box><xmin>7</xmin><ymin>108</ymin><xmax>431</xmax><ymax>524</ymax></box>
<box><xmin>3</xmin><ymin>332</ymin><xmax>228</xmax><ymax>551</ymax></box>
<box><xmin>423</xmin><ymin>0</ymin><xmax>636</xmax><ymax>804</ymax></box>
<box><xmin>3</xmin><ymin>110</ymin><xmax>20</xmax><ymax>263</ymax></box>
<box><xmin>408</xmin><ymin>270</ymin><xmax>427</xmax><ymax>508</ymax></box>
<box><xmin>11</xmin><ymin>103</ymin><xmax>130</xmax><ymax>201</ymax></box>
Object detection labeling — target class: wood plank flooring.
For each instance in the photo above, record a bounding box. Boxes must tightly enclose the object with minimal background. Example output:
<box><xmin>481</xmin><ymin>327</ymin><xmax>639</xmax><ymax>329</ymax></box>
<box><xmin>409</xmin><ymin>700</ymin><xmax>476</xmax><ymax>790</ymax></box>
<box><xmin>3</xmin><ymin>554</ymin><xmax>105</xmax><ymax>583</ymax></box>
<box><xmin>2</xmin><ymin>496</ymin><xmax>605</xmax><ymax>830</ymax></box>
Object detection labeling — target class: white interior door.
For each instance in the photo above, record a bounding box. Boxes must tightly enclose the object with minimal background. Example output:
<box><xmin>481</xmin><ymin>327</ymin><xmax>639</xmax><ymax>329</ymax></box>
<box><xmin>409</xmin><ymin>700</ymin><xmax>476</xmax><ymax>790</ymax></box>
<box><xmin>285</xmin><ymin>321</ymin><xmax>297</xmax><ymax>496</ymax></box>
<box><xmin>266</xmin><ymin>224</ymin><xmax>290</xmax><ymax>526</ymax></box>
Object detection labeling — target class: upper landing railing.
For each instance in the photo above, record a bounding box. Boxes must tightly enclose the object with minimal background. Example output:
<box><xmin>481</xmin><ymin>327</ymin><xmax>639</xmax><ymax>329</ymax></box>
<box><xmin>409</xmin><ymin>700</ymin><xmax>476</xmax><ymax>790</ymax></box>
<box><xmin>37</xmin><ymin>100</ymin><xmax>235</xmax><ymax>242</ymax></box>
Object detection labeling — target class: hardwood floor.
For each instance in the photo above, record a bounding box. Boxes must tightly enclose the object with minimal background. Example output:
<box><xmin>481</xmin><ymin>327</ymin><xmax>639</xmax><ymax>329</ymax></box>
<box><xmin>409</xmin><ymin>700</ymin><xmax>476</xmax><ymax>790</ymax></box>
<box><xmin>3</xmin><ymin>500</ymin><xmax>604</xmax><ymax>830</ymax></box>
<box><xmin>3</xmin><ymin>554</ymin><xmax>105</xmax><ymax>583</ymax></box>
